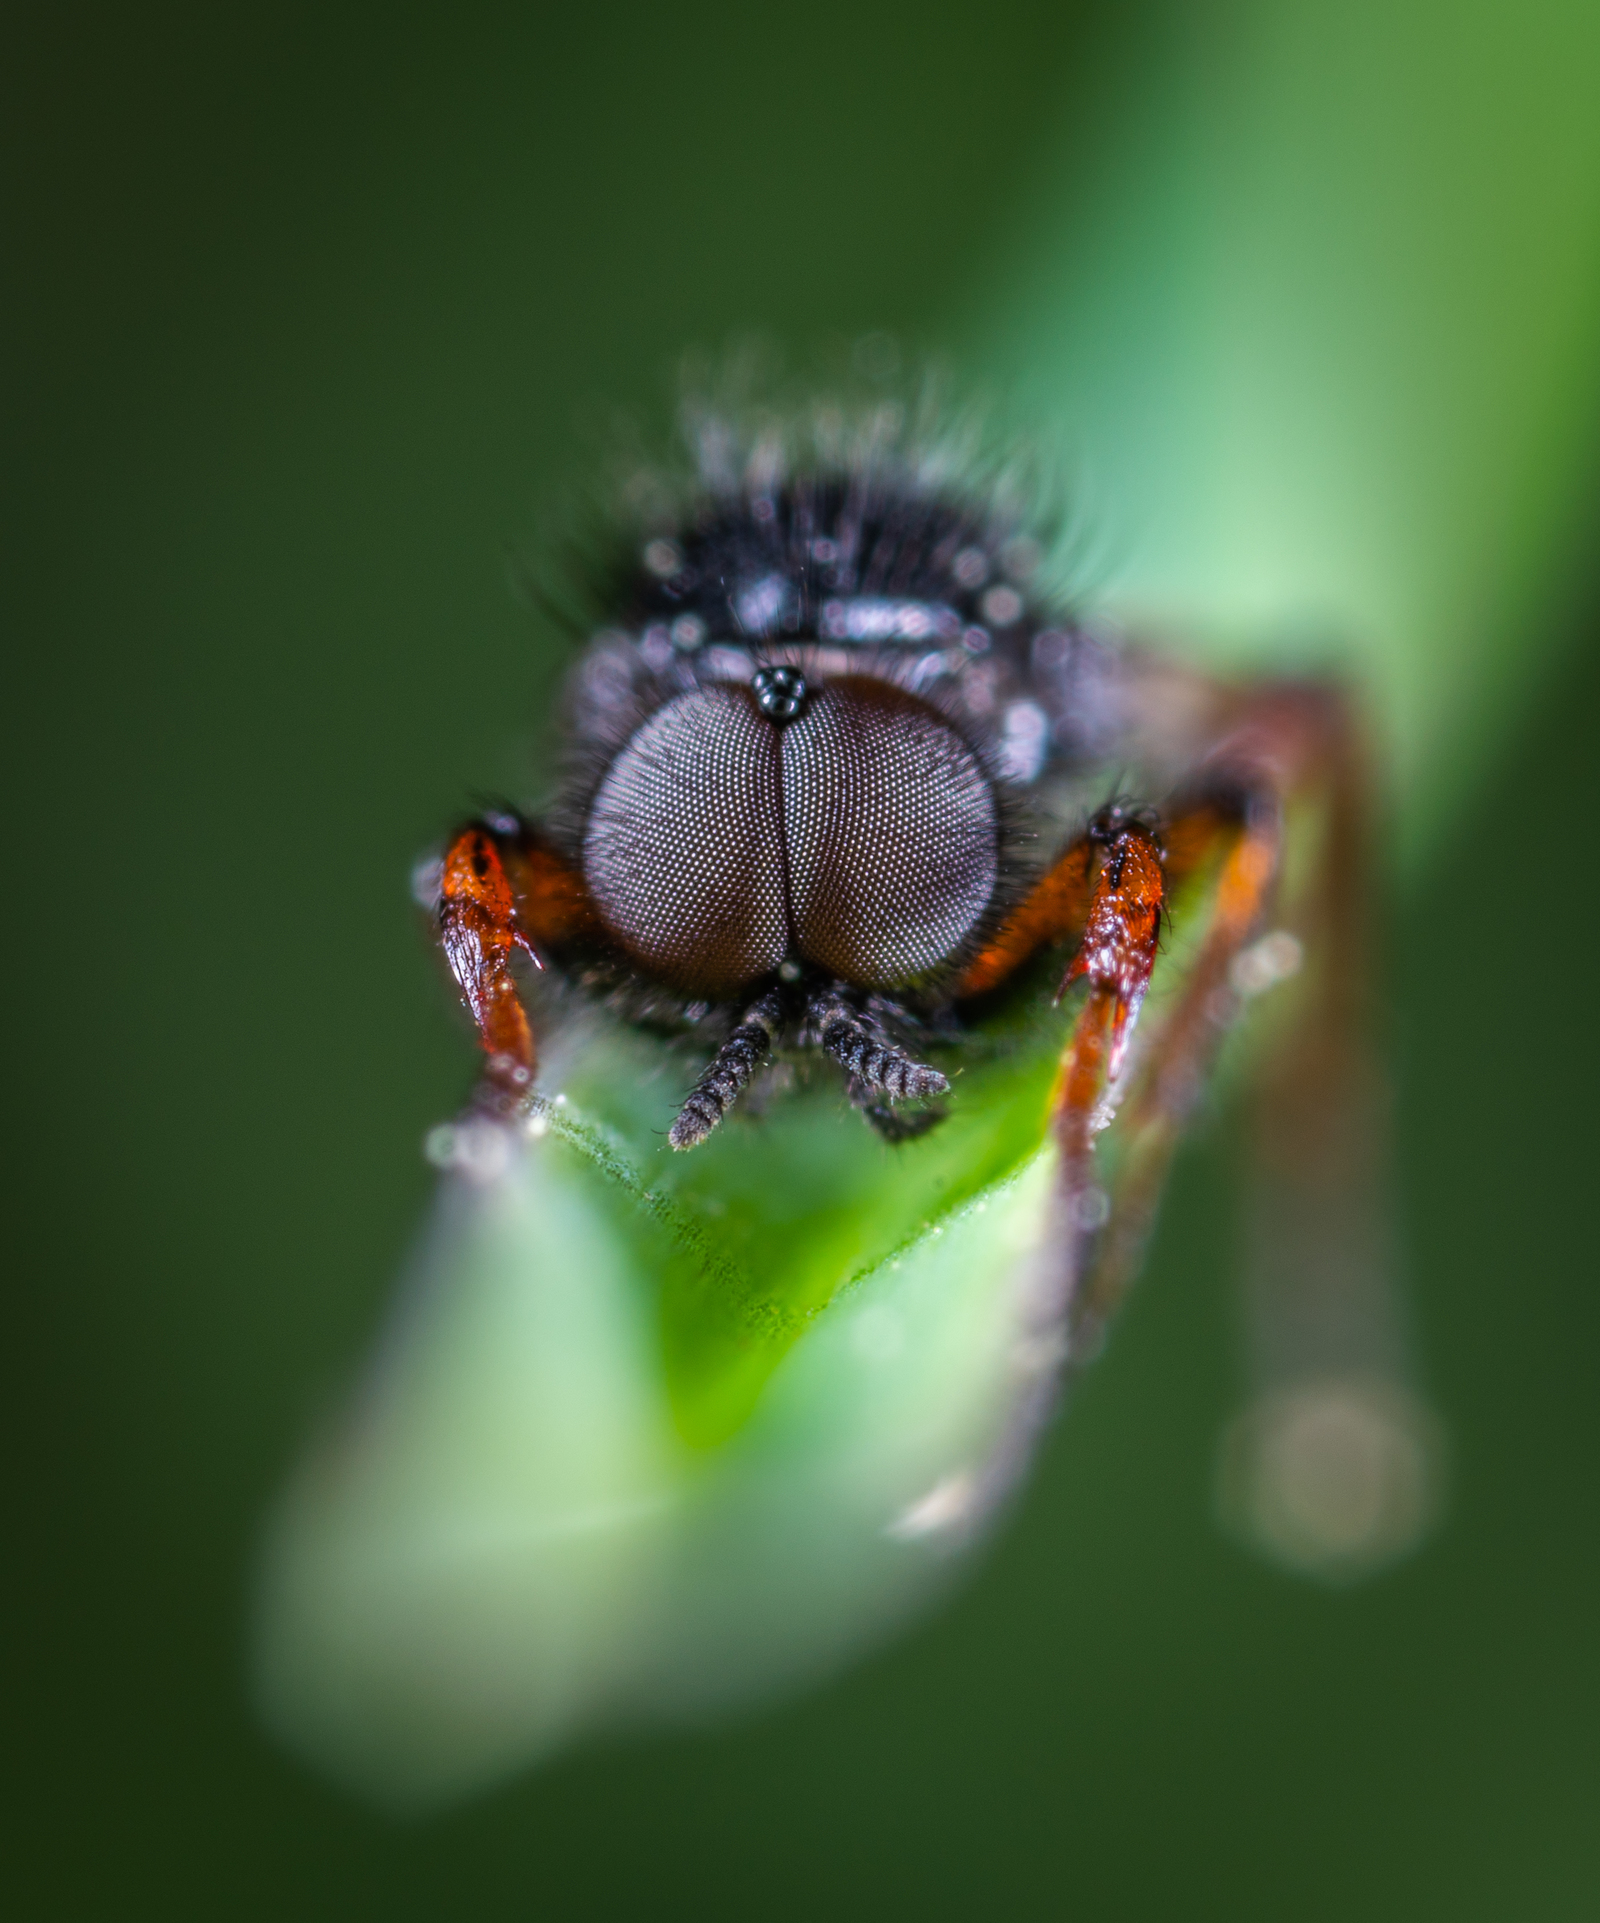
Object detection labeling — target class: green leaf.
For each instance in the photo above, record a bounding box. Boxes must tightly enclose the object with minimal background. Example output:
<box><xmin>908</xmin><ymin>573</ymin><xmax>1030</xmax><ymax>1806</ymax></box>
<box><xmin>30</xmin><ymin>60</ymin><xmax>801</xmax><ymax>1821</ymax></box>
<box><xmin>254</xmin><ymin>1009</ymin><xmax>1067</xmax><ymax>1809</ymax></box>
<box><xmin>553</xmin><ymin>996</ymin><xmax>1069</xmax><ymax>1449</ymax></box>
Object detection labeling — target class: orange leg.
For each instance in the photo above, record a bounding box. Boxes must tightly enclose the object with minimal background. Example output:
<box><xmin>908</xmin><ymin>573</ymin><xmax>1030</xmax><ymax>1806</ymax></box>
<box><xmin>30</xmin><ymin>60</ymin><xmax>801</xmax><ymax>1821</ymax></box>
<box><xmin>954</xmin><ymin>683</ymin><xmax>1356</xmax><ymax>1354</ymax></box>
<box><xmin>437</xmin><ymin>816</ymin><xmax>597</xmax><ymax>1108</ymax></box>
<box><xmin>955</xmin><ymin>807</ymin><xmax>1171</xmax><ymax>1312</ymax></box>
<box><xmin>956</xmin><ymin>836</ymin><xmax>1098</xmax><ymax>999</ymax></box>
<box><xmin>1048</xmin><ymin>814</ymin><xmax>1171</xmax><ymax>1324</ymax></box>
<box><xmin>1061</xmin><ymin>684</ymin><xmax>1368</xmax><ymax>1357</ymax></box>
<box><xmin>958</xmin><ymin>680</ymin><xmax>1432</xmax><ymax>1551</ymax></box>
<box><xmin>1066</xmin><ymin>797</ymin><xmax>1281</xmax><ymax>1351</ymax></box>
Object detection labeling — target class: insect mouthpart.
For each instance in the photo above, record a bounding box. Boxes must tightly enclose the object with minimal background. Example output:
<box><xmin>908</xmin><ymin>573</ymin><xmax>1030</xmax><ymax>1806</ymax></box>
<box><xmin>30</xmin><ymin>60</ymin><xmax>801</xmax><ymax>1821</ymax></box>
<box><xmin>752</xmin><ymin>665</ymin><xmax>808</xmax><ymax>722</ymax></box>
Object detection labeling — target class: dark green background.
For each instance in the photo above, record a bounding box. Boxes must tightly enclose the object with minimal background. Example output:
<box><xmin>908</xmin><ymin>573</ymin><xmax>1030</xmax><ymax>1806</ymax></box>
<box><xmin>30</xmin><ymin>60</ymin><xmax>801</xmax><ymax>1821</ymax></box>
<box><xmin>7</xmin><ymin>4</ymin><xmax>1599</xmax><ymax>1915</ymax></box>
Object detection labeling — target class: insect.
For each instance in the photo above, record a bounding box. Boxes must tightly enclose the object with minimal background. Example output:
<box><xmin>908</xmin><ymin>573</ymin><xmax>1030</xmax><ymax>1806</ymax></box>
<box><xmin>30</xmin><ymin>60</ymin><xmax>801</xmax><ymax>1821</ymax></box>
<box><xmin>256</xmin><ymin>384</ymin><xmax>1417</xmax><ymax>1806</ymax></box>
<box><xmin>431</xmin><ymin>388</ymin><xmax>1374</xmax><ymax>1357</ymax></box>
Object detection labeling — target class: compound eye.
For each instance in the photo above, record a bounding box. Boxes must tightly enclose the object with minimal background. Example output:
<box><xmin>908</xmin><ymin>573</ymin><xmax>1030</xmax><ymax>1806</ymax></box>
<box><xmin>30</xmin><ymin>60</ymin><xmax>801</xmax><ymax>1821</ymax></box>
<box><xmin>782</xmin><ymin>677</ymin><xmax>997</xmax><ymax>987</ymax></box>
<box><xmin>582</xmin><ymin>684</ymin><xmax>788</xmax><ymax>995</ymax></box>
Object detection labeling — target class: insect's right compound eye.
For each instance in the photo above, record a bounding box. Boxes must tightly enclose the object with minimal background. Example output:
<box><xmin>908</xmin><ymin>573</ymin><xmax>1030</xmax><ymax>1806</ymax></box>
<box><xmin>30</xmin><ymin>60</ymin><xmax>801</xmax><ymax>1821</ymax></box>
<box><xmin>783</xmin><ymin>677</ymin><xmax>998</xmax><ymax>987</ymax></box>
<box><xmin>582</xmin><ymin>684</ymin><xmax>790</xmax><ymax>996</ymax></box>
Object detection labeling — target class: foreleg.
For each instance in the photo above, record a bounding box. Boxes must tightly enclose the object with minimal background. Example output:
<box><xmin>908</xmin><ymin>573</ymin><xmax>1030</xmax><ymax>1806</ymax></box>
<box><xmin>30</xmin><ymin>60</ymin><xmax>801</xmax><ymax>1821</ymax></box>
<box><xmin>668</xmin><ymin>992</ymin><xmax>784</xmax><ymax>1150</ymax></box>
<box><xmin>1046</xmin><ymin>813</ymin><xmax>1169</xmax><ymax>1324</ymax></box>
<box><xmin>806</xmin><ymin>991</ymin><xmax>950</xmax><ymax>1106</ymax></box>
<box><xmin>1065</xmin><ymin>783</ymin><xmax>1281</xmax><ymax>1353</ymax></box>
<box><xmin>436</xmin><ymin>814</ymin><xmax>596</xmax><ymax>1109</ymax></box>
<box><xmin>1061</xmin><ymin>679</ymin><xmax>1431</xmax><ymax>1528</ymax></box>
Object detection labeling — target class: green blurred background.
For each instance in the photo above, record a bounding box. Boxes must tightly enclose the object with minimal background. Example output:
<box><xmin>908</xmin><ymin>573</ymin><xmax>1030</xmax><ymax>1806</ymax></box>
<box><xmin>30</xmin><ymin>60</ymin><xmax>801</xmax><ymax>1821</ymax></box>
<box><xmin>7</xmin><ymin>1</ymin><xmax>1600</xmax><ymax>1915</ymax></box>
